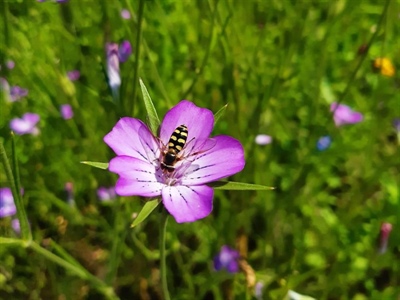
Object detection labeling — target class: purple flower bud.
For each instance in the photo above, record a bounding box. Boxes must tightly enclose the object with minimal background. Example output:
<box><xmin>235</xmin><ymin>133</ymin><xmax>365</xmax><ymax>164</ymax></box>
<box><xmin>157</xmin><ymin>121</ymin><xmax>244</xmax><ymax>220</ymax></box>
<box><xmin>10</xmin><ymin>113</ymin><xmax>40</xmax><ymax>135</ymax></box>
<box><xmin>118</xmin><ymin>40</ymin><xmax>132</xmax><ymax>63</ymax></box>
<box><xmin>255</xmin><ymin>134</ymin><xmax>272</xmax><ymax>145</ymax></box>
<box><xmin>6</xmin><ymin>60</ymin><xmax>15</xmax><ymax>69</ymax></box>
<box><xmin>11</xmin><ymin>218</ymin><xmax>21</xmax><ymax>234</ymax></box>
<box><xmin>213</xmin><ymin>245</ymin><xmax>240</xmax><ymax>273</ymax></box>
<box><xmin>64</xmin><ymin>182</ymin><xmax>74</xmax><ymax>205</ymax></box>
<box><xmin>393</xmin><ymin>118</ymin><xmax>400</xmax><ymax>132</ymax></box>
<box><xmin>0</xmin><ymin>188</ymin><xmax>17</xmax><ymax>218</ymax></box>
<box><xmin>10</xmin><ymin>86</ymin><xmax>28</xmax><ymax>102</ymax></box>
<box><xmin>121</xmin><ymin>9</ymin><xmax>131</xmax><ymax>20</ymax></box>
<box><xmin>60</xmin><ymin>104</ymin><xmax>74</xmax><ymax>120</ymax></box>
<box><xmin>97</xmin><ymin>186</ymin><xmax>117</xmax><ymax>202</ymax></box>
<box><xmin>330</xmin><ymin>102</ymin><xmax>363</xmax><ymax>127</ymax></box>
<box><xmin>378</xmin><ymin>222</ymin><xmax>392</xmax><ymax>254</ymax></box>
<box><xmin>255</xmin><ymin>282</ymin><xmax>264</xmax><ymax>300</ymax></box>
<box><xmin>67</xmin><ymin>70</ymin><xmax>80</xmax><ymax>81</ymax></box>
<box><xmin>106</xmin><ymin>43</ymin><xmax>121</xmax><ymax>90</ymax></box>
<box><xmin>316</xmin><ymin>135</ymin><xmax>332</xmax><ymax>151</ymax></box>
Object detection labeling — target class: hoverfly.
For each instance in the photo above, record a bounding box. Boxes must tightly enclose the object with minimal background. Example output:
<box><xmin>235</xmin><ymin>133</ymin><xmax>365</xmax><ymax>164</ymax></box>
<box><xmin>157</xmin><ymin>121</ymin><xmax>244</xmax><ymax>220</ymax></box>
<box><xmin>161</xmin><ymin>124</ymin><xmax>189</xmax><ymax>173</ymax></box>
<box><xmin>139</xmin><ymin>122</ymin><xmax>215</xmax><ymax>176</ymax></box>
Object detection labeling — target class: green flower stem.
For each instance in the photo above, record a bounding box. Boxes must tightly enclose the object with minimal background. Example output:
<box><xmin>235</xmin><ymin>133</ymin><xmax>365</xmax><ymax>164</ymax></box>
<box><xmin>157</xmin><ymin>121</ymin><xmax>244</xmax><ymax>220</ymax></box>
<box><xmin>335</xmin><ymin>0</ymin><xmax>390</xmax><ymax>107</ymax></box>
<box><xmin>130</xmin><ymin>0</ymin><xmax>145</xmax><ymax>116</ymax></box>
<box><xmin>30</xmin><ymin>242</ymin><xmax>119</xmax><ymax>300</ymax></box>
<box><xmin>160</xmin><ymin>209</ymin><xmax>171</xmax><ymax>300</ymax></box>
<box><xmin>0</xmin><ymin>136</ymin><xmax>32</xmax><ymax>242</ymax></box>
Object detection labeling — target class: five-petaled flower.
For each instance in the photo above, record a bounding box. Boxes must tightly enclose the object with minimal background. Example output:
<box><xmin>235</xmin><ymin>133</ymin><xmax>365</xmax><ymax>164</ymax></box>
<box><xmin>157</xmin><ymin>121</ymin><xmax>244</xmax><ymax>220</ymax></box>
<box><xmin>330</xmin><ymin>102</ymin><xmax>363</xmax><ymax>127</ymax></box>
<box><xmin>104</xmin><ymin>100</ymin><xmax>245</xmax><ymax>223</ymax></box>
<box><xmin>213</xmin><ymin>245</ymin><xmax>240</xmax><ymax>273</ymax></box>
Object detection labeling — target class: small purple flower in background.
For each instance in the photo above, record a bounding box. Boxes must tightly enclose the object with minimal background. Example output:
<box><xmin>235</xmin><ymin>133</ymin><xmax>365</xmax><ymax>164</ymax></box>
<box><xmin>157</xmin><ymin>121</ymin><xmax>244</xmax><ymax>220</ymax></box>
<box><xmin>378</xmin><ymin>222</ymin><xmax>392</xmax><ymax>254</ymax></box>
<box><xmin>106</xmin><ymin>43</ymin><xmax>121</xmax><ymax>91</ymax></box>
<box><xmin>67</xmin><ymin>70</ymin><xmax>80</xmax><ymax>81</ymax></box>
<box><xmin>97</xmin><ymin>186</ymin><xmax>117</xmax><ymax>202</ymax></box>
<box><xmin>213</xmin><ymin>245</ymin><xmax>240</xmax><ymax>273</ymax></box>
<box><xmin>60</xmin><ymin>104</ymin><xmax>74</xmax><ymax>120</ymax></box>
<box><xmin>121</xmin><ymin>9</ymin><xmax>131</xmax><ymax>20</ymax></box>
<box><xmin>118</xmin><ymin>40</ymin><xmax>132</xmax><ymax>63</ymax></box>
<box><xmin>0</xmin><ymin>188</ymin><xmax>17</xmax><ymax>218</ymax></box>
<box><xmin>104</xmin><ymin>100</ymin><xmax>245</xmax><ymax>223</ymax></box>
<box><xmin>330</xmin><ymin>102</ymin><xmax>363</xmax><ymax>127</ymax></box>
<box><xmin>316</xmin><ymin>135</ymin><xmax>332</xmax><ymax>151</ymax></box>
<box><xmin>10</xmin><ymin>85</ymin><xmax>29</xmax><ymax>102</ymax></box>
<box><xmin>6</xmin><ymin>60</ymin><xmax>15</xmax><ymax>69</ymax></box>
<box><xmin>11</xmin><ymin>219</ymin><xmax>20</xmax><ymax>234</ymax></box>
<box><xmin>255</xmin><ymin>282</ymin><xmax>264</xmax><ymax>300</ymax></box>
<box><xmin>64</xmin><ymin>182</ymin><xmax>74</xmax><ymax>206</ymax></box>
<box><xmin>255</xmin><ymin>134</ymin><xmax>272</xmax><ymax>145</ymax></box>
<box><xmin>10</xmin><ymin>113</ymin><xmax>40</xmax><ymax>135</ymax></box>
<box><xmin>392</xmin><ymin>118</ymin><xmax>400</xmax><ymax>132</ymax></box>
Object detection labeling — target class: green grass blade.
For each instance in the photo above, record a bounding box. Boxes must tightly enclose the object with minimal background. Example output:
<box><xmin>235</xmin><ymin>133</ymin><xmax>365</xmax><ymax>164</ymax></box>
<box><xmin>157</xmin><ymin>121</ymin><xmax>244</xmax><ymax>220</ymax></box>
<box><xmin>214</xmin><ymin>104</ymin><xmax>228</xmax><ymax>124</ymax></box>
<box><xmin>209</xmin><ymin>181</ymin><xmax>275</xmax><ymax>190</ymax></box>
<box><xmin>0</xmin><ymin>134</ymin><xmax>32</xmax><ymax>242</ymax></box>
<box><xmin>130</xmin><ymin>198</ymin><xmax>160</xmax><ymax>228</ymax></box>
<box><xmin>81</xmin><ymin>161</ymin><xmax>109</xmax><ymax>170</ymax></box>
<box><xmin>140</xmin><ymin>78</ymin><xmax>160</xmax><ymax>135</ymax></box>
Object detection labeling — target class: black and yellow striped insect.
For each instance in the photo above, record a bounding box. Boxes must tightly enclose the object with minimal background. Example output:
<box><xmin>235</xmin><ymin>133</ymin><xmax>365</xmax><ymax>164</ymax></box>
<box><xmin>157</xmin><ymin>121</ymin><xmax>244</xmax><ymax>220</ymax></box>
<box><xmin>161</xmin><ymin>124</ymin><xmax>188</xmax><ymax>173</ymax></box>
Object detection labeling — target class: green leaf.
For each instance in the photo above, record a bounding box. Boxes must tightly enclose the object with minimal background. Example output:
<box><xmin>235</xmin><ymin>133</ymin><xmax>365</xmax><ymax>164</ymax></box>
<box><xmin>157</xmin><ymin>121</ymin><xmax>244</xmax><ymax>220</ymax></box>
<box><xmin>209</xmin><ymin>181</ymin><xmax>275</xmax><ymax>190</ymax></box>
<box><xmin>131</xmin><ymin>199</ymin><xmax>160</xmax><ymax>228</ymax></box>
<box><xmin>140</xmin><ymin>78</ymin><xmax>160</xmax><ymax>135</ymax></box>
<box><xmin>214</xmin><ymin>103</ymin><xmax>228</xmax><ymax>123</ymax></box>
<box><xmin>81</xmin><ymin>161</ymin><xmax>109</xmax><ymax>170</ymax></box>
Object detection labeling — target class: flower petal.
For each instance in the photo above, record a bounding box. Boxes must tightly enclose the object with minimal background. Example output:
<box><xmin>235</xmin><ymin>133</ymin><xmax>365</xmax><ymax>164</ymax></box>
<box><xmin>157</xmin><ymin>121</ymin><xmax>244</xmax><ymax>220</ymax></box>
<box><xmin>159</xmin><ymin>100</ymin><xmax>214</xmax><ymax>145</ymax></box>
<box><xmin>181</xmin><ymin>135</ymin><xmax>245</xmax><ymax>185</ymax></box>
<box><xmin>161</xmin><ymin>185</ymin><xmax>213</xmax><ymax>223</ymax></box>
<box><xmin>109</xmin><ymin>156</ymin><xmax>163</xmax><ymax>197</ymax></box>
<box><xmin>104</xmin><ymin>117</ymin><xmax>159</xmax><ymax>163</ymax></box>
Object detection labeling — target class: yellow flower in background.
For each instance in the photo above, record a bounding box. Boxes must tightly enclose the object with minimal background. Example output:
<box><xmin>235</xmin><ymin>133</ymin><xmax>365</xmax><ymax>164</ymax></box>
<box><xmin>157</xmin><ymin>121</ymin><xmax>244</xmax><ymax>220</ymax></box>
<box><xmin>372</xmin><ymin>57</ymin><xmax>395</xmax><ymax>77</ymax></box>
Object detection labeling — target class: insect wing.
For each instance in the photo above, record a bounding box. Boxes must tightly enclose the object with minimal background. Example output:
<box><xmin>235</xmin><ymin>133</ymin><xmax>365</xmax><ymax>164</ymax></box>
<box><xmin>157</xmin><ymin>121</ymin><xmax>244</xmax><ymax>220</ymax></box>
<box><xmin>138</xmin><ymin>125</ymin><xmax>161</xmax><ymax>166</ymax></box>
<box><xmin>182</xmin><ymin>137</ymin><xmax>216</xmax><ymax>158</ymax></box>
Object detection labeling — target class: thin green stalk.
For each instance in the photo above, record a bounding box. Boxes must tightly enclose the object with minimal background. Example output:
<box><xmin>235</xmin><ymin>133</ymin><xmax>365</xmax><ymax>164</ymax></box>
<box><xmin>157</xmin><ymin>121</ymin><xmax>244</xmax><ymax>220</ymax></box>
<box><xmin>182</xmin><ymin>0</ymin><xmax>219</xmax><ymax>99</ymax></box>
<box><xmin>0</xmin><ymin>136</ymin><xmax>31</xmax><ymax>242</ymax></box>
<box><xmin>30</xmin><ymin>242</ymin><xmax>119</xmax><ymax>300</ymax></box>
<box><xmin>105</xmin><ymin>199</ymin><xmax>128</xmax><ymax>285</ymax></box>
<box><xmin>130</xmin><ymin>0</ymin><xmax>145</xmax><ymax>116</ymax></box>
<box><xmin>160</xmin><ymin>210</ymin><xmax>171</xmax><ymax>300</ymax></box>
<box><xmin>335</xmin><ymin>0</ymin><xmax>390</xmax><ymax>108</ymax></box>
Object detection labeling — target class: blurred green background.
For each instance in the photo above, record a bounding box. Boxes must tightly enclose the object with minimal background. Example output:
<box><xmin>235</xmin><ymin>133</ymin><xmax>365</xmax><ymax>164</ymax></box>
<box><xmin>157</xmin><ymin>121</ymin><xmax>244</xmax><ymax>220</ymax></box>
<box><xmin>0</xmin><ymin>0</ymin><xmax>399</xmax><ymax>299</ymax></box>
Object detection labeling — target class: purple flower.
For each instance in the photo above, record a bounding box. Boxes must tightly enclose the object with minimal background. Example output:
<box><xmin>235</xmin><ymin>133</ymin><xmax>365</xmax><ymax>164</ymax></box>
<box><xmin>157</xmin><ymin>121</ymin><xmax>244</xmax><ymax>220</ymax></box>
<box><xmin>255</xmin><ymin>134</ymin><xmax>272</xmax><ymax>145</ymax></box>
<box><xmin>316</xmin><ymin>135</ymin><xmax>332</xmax><ymax>151</ymax></box>
<box><xmin>106</xmin><ymin>43</ymin><xmax>121</xmax><ymax>91</ymax></box>
<box><xmin>330</xmin><ymin>102</ymin><xmax>363</xmax><ymax>127</ymax></box>
<box><xmin>0</xmin><ymin>188</ymin><xmax>17</xmax><ymax>218</ymax></box>
<box><xmin>10</xmin><ymin>86</ymin><xmax>29</xmax><ymax>102</ymax></box>
<box><xmin>60</xmin><ymin>104</ymin><xmax>74</xmax><ymax>120</ymax></box>
<box><xmin>64</xmin><ymin>182</ymin><xmax>74</xmax><ymax>205</ymax></box>
<box><xmin>67</xmin><ymin>70</ymin><xmax>80</xmax><ymax>81</ymax></box>
<box><xmin>104</xmin><ymin>100</ymin><xmax>245</xmax><ymax>223</ymax></box>
<box><xmin>255</xmin><ymin>282</ymin><xmax>264</xmax><ymax>300</ymax></box>
<box><xmin>378</xmin><ymin>222</ymin><xmax>392</xmax><ymax>254</ymax></box>
<box><xmin>118</xmin><ymin>40</ymin><xmax>132</xmax><ymax>63</ymax></box>
<box><xmin>11</xmin><ymin>218</ymin><xmax>20</xmax><ymax>234</ymax></box>
<box><xmin>6</xmin><ymin>60</ymin><xmax>15</xmax><ymax>69</ymax></box>
<box><xmin>97</xmin><ymin>186</ymin><xmax>117</xmax><ymax>202</ymax></box>
<box><xmin>393</xmin><ymin>118</ymin><xmax>400</xmax><ymax>132</ymax></box>
<box><xmin>213</xmin><ymin>245</ymin><xmax>240</xmax><ymax>273</ymax></box>
<box><xmin>10</xmin><ymin>113</ymin><xmax>40</xmax><ymax>135</ymax></box>
<box><xmin>121</xmin><ymin>9</ymin><xmax>131</xmax><ymax>19</ymax></box>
